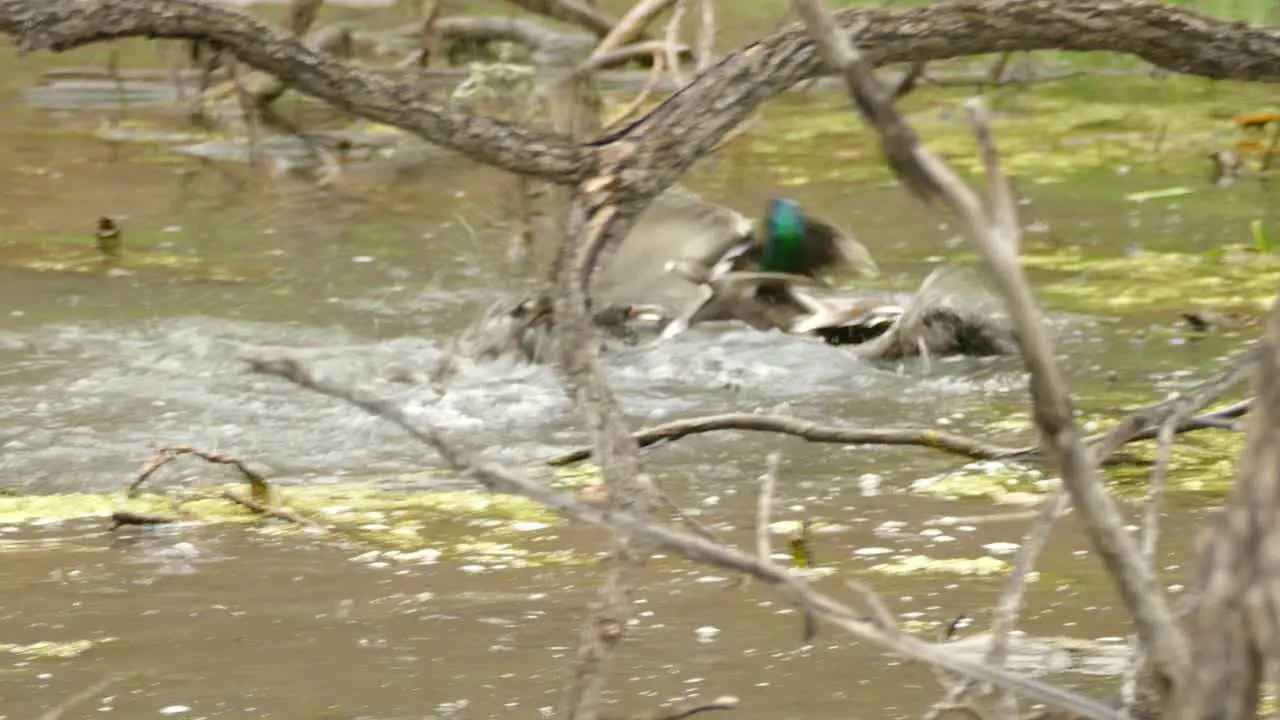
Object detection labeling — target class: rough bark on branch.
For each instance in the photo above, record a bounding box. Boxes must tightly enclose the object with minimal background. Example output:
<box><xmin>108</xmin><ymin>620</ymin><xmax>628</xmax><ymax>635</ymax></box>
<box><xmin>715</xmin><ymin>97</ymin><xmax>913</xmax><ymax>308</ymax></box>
<box><xmin>8</xmin><ymin>0</ymin><xmax>1280</xmax><ymax>203</ymax></box>
<box><xmin>1170</xmin><ymin>299</ymin><xmax>1280</xmax><ymax>720</ymax></box>
<box><xmin>0</xmin><ymin>0</ymin><xmax>590</xmax><ymax>184</ymax></box>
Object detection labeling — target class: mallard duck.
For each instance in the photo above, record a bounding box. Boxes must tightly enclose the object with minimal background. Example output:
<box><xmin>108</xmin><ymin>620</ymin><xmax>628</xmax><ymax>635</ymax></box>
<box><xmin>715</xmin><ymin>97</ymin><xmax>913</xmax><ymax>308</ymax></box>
<box><xmin>594</xmin><ymin>187</ymin><xmax>879</xmax><ymax>315</ymax></box>
<box><xmin>460</xmin><ymin>186</ymin><xmax>876</xmax><ymax>364</ymax></box>
<box><xmin>661</xmin><ymin>264</ymin><xmax>1020</xmax><ymax>361</ymax></box>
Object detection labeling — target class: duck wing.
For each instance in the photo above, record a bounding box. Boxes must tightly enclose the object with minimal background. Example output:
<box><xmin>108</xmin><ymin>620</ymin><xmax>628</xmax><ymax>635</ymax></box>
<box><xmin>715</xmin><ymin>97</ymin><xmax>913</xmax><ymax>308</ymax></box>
<box><xmin>856</xmin><ymin>265</ymin><xmax>1019</xmax><ymax>360</ymax></box>
<box><xmin>797</xmin><ymin>215</ymin><xmax>880</xmax><ymax>281</ymax></box>
<box><xmin>788</xmin><ymin>296</ymin><xmax>902</xmax><ymax>336</ymax></box>
<box><xmin>658</xmin><ymin>271</ymin><xmax>817</xmax><ymax>340</ymax></box>
<box><xmin>596</xmin><ymin>186</ymin><xmax>755</xmax><ymax>311</ymax></box>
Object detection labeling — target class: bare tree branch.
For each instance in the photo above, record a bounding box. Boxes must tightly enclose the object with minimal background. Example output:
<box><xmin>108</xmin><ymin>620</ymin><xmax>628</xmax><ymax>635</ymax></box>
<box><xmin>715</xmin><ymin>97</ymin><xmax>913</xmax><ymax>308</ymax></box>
<box><xmin>584</xmin><ymin>0</ymin><xmax>678</xmax><ymax>67</ymax></box>
<box><xmin>0</xmin><ymin>0</ymin><xmax>589</xmax><ymax>183</ymax></box>
<box><xmin>544</xmin><ymin>397</ymin><xmax>1251</xmax><ymax>467</ymax></box>
<box><xmin>242</xmin><ymin>351</ymin><xmax>1123</xmax><ymax>720</ymax></box>
<box><xmin>549</xmin><ymin>193</ymin><xmax>655</xmax><ymax>720</ymax></box>
<box><xmin>694</xmin><ymin>0</ymin><xmax>715</xmax><ymax>72</ymax></box>
<box><xmin>9</xmin><ymin>0</ymin><xmax>1280</xmax><ymax>206</ymax></box>
<box><xmin>788</xmin><ymin>0</ymin><xmax>1189</xmax><ymax>692</ymax></box>
<box><xmin>1170</xmin><ymin>297</ymin><xmax>1280</xmax><ymax>720</ymax></box>
<box><xmin>755</xmin><ymin>452</ymin><xmax>780</xmax><ymax>562</ymax></box>
<box><xmin>506</xmin><ymin>0</ymin><xmax>638</xmax><ymax>40</ymax></box>
<box><xmin>1087</xmin><ymin>346</ymin><xmax>1259</xmax><ymax>463</ymax></box>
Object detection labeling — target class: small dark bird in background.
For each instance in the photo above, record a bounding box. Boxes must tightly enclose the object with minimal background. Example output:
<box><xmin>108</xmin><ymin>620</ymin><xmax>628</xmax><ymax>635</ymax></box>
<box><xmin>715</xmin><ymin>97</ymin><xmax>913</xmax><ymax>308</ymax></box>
<box><xmin>95</xmin><ymin>217</ymin><xmax>122</xmax><ymax>260</ymax></box>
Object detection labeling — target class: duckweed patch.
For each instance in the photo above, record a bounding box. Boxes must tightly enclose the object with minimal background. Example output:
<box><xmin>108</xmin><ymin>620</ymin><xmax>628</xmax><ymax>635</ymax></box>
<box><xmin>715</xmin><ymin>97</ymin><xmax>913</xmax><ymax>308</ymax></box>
<box><xmin>2</xmin><ymin>638</ymin><xmax>117</xmax><ymax>659</ymax></box>
<box><xmin>749</xmin><ymin>74</ymin><xmax>1260</xmax><ymax>188</ymax></box>
<box><xmin>866</xmin><ymin>555</ymin><xmax>1016</xmax><ymax>578</ymax></box>
<box><xmin>1014</xmin><ymin>246</ymin><xmax>1280</xmax><ymax>315</ymax></box>
<box><xmin>0</xmin><ymin>481</ymin><xmax>587</xmax><ymax>569</ymax></box>
<box><xmin>1105</xmin><ymin>428</ymin><xmax>1244</xmax><ymax>500</ymax></box>
<box><xmin>912</xmin><ymin>460</ymin><xmax>1052</xmax><ymax>503</ymax></box>
<box><xmin>0</xmin><ymin>232</ymin><xmax>265</xmax><ymax>283</ymax></box>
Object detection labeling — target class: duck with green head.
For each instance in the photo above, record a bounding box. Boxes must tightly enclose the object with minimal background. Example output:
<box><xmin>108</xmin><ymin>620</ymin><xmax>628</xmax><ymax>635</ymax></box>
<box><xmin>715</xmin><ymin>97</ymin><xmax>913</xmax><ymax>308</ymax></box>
<box><xmin>659</xmin><ymin>195</ymin><xmax>879</xmax><ymax>339</ymax></box>
<box><xmin>708</xmin><ymin>196</ymin><xmax>875</xmax><ymax>284</ymax></box>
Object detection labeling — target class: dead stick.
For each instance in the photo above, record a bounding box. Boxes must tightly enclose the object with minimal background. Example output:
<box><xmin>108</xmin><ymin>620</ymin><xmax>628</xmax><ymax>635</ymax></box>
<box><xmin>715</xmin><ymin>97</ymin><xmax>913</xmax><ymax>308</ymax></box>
<box><xmin>755</xmin><ymin>452</ymin><xmax>779</xmax><ymax>561</ymax></box>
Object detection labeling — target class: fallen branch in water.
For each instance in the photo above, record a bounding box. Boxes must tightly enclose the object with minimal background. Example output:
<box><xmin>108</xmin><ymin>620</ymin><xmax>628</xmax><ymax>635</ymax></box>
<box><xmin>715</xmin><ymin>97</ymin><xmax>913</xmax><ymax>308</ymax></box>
<box><xmin>543</xmin><ymin>392</ymin><xmax>1253</xmax><ymax>467</ymax></box>
<box><xmin>129</xmin><ymin>444</ymin><xmax>270</xmax><ymax>498</ymax></box>
<box><xmin>220</xmin><ymin>488</ymin><xmax>327</xmax><ymax>531</ymax></box>
<box><xmin>1085</xmin><ymin>345</ymin><xmax>1259</xmax><ymax>462</ymax></box>
<box><xmin>545</xmin><ymin>414</ymin><xmax>1024</xmax><ymax>465</ymax></box>
<box><xmin>241</xmin><ymin>349</ymin><xmax>1122</xmax><ymax>720</ymax></box>
<box><xmin>126</xmin><ymin>444</ymin><xmax>321</xmax><ymax>529</ymax></box>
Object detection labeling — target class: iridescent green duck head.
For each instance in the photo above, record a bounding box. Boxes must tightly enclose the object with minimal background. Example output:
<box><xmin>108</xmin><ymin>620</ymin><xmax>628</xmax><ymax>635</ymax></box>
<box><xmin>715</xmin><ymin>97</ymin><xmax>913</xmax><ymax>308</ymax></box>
<box><xmin>758</xmin><ymin>197</ymin><xmax>878</xmax><ymax>281</ymax></box>
<box><xmin>761</xmin><ymin>197</ymin><xmax>805</xmax><ymax>274</ymax></box>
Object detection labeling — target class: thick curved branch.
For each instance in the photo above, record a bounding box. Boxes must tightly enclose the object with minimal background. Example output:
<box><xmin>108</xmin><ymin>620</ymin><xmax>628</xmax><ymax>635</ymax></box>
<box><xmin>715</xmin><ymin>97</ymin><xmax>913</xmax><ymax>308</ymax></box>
<box><xmin>6</xmin><ymin>0</ymin><xmax>1280</xmax><ymax>203</ymax></box>
<box><xmin>600</xmin><ymin>0</ymin><xmax>1280</xmax><ymax>199</ymax></box>
<box><xmin>0</xmin><ymin>0</ymin><xmax>591</xmax><ymax>184</ymax></box>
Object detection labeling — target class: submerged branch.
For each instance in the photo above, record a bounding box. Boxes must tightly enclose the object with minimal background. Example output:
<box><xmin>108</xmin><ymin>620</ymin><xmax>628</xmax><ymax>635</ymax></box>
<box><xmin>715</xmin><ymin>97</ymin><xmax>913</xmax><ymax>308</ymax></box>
<box><xmin>243</xmin><ymin>351</ymin><xmax>1123</xmax><ymax>720</ymax></box>
<box><xmin>544</xmin><ymin>394</ymin><xmax>1252</xmax><ymax>467</ymax></box>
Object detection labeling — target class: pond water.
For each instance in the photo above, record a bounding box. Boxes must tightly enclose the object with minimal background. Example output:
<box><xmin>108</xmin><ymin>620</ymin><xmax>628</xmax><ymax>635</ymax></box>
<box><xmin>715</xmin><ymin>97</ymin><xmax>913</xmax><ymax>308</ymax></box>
<box><xmin>1</xmin><ymin>10</ymin><xmax>1276</xmax><ymax>720</ymax></box>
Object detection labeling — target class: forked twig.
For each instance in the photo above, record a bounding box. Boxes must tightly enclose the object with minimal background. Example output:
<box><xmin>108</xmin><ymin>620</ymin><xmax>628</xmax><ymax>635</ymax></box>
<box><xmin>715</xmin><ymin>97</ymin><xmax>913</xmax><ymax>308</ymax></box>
<box><xmin>127</xmin><ymin>445</ymin><xmax>321</xmax><ymax>529</ymax></box>
<box><xmin>129</xmin><ymin>445</ymin><xmax>269</xmax><ymax>498</ymax></box>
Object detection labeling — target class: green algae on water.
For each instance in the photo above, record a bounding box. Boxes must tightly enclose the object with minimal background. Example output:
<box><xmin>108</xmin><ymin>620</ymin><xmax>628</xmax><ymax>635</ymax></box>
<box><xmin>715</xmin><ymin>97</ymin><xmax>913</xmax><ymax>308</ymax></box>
<box><xmin>2</xmin><ymin>638</ymin><xmax>118</xmax><ymax>659</ymax></box>
<box><xmin>912</xmin><ymin>460</ymin><xmax>1052</xmax><ymax>503</ymax></box>
<box><xmin>867</xmin><ymin>554</ymin><xmax>1021</xmax><ymax>578</ymax></box>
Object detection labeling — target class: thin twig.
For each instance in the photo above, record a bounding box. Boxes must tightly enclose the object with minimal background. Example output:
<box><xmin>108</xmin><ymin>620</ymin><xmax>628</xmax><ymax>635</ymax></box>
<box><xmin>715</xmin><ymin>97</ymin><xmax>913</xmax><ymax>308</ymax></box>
<box><xmin>39</xmin><ymin>675</ymin><xmax>130</xmax><ymax>720</ymax></box>
<box><xmin>545</xmin><ymin>397</ymin><xmax>1251</xmax><ymax>467</ymax></box>
<box><xmin>582</xmin><ymin>0</ymin><xmax>678</xmax><ymax>68</ymax></box>
<box><xmin>604</xmin><ymin>50</ymin><xmax>666</xmax><ymax>129</ymax></box>
<box><xmin>756</xmin><ymin>452</ymin><xmax>780</xmax><ymax>561</ymax></box>
<box><xmin>663</xmin><ymin>0</ymin><xmax>688</xmax><ymax>88</ymax></box>
<box><xmin>789</xmin><ymin>0</ymin><xmax>943</xmax><ymax>204</ymax></box>
<box><xmin>221</xmin><ymin>489</ymin><xmax>327</xmax><ymax>530</ymax></box>
<box><xmin>551</xmin><ymin>195</ymin><xmax>655</xmax><ymax>720</ymax></box>
<box><xmin>694</xmin><ymin>0</ymin><xmax>715</xmax><ymax>72</ymax></box>
<box><xmin>128</xmin><ymin>445</ymin><xmax>269</xmax><ymax>498</ymax></box>
<box><xmin>547</xmin><ymin>414</ymin><xmax>1025</xmax><ymax>465</ymax></box>
<box><xmin>1119</xmin><ymin>408</ymin><xmax>1182</xmax><ymax>713</ymax></box>
<box><xmin>927</xmin><ymin>488</ymin><xmax>1069</xmax><ymax>720</ymax></box>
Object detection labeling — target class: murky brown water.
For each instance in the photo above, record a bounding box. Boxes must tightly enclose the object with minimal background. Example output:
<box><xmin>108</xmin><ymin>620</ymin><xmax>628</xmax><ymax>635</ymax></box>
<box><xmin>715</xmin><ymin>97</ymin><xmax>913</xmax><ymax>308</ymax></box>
<box><xmin>1</xmin><ymin>5</ymin><xmax>1274</xmax><ymax>719</ymax></box>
